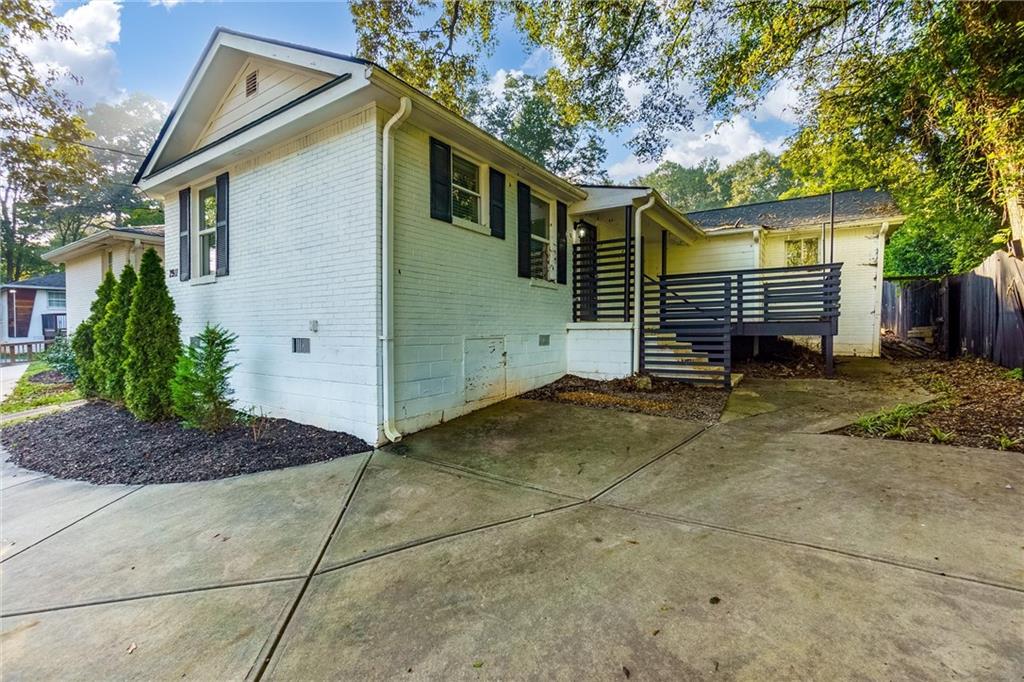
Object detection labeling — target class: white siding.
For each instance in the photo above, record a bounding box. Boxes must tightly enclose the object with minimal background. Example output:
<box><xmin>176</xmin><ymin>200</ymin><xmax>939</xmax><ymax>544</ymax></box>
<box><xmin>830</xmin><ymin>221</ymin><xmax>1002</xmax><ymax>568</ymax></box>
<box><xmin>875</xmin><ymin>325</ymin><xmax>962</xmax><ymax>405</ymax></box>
<box><xmin>761</xmin><ymin>227</ymin><xmax>883</xmax><ymax>356</ymax></box>
<box><xmin>651</xmin><ymin>232</ymin><xmax>758</xmax><ymax>276</ymax></box>
<box><xmin>1</xmin><ymin>289</ymin><xmax>64</xmax><ymax>342</ymax></box>
<box><xmin>194</xmin><ymin>57</ymin><xmax>332</xmax><ymax>150</ymax></box>
<box><xmin>390</xmin><ymin>119</ymin><xmax>571</xmax><ymax>435</ymax></box>
<box><xmin>164</xmin><ymin>106</ymin><xmax>382</xmax><ymax>444</ymax></box>
<box><xmin>64</xmin><ymin>242</ymin><xmax>163</xmax><ymax>333</ymax></box>
<box><xmin>566</xmin><ymin>323</ymin><xmax>633</xmax><ymax>380</ymax></box>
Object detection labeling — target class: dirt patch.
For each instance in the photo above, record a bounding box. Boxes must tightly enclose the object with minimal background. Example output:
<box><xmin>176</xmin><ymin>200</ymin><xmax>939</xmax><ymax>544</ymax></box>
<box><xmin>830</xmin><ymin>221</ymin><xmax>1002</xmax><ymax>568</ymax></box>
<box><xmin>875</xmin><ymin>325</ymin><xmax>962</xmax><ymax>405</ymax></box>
<box><xmin>2</xmin><ymin>402</ymin><xmax>371</xmax><ymax>484</ymax></box>
<box><xmin>521</xmin><ymin>374</ymin><xmax>727</xmax><ymax>423</ymax></box>
<box><xmin>26</xmin><ymin>369</ymin><xmax>71</xmax><ymax>385</ymax></box>
<box><xmin>733</xmin><ymin>337</ymin><xmax>827</xmax><ymax>379</ymax></box>
<box><xmin>838</xmin><ymin>358</ymin><xmax>1024</xmax><ymax>453</ymax></box>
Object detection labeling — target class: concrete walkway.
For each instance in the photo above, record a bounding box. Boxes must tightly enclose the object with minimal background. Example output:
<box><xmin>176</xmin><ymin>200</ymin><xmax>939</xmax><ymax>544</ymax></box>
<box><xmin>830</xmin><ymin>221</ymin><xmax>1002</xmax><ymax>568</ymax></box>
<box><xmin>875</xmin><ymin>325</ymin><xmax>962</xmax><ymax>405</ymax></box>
<box><xmin>1</xmin><ymin>360</ymin><xmax>1021</xmax><ymax>679</ymax></box>
<box><xmin>0</xmin><ymin>362</ymin><xmax>28</xmax><ymax>401</ymax></box>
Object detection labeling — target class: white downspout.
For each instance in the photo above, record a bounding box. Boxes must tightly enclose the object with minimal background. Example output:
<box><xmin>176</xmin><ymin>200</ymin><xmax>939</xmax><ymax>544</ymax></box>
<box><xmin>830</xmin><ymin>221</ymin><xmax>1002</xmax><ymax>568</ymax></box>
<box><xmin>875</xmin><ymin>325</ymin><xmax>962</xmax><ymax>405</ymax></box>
<box><xmin>872</xmin><ymin>221</ymin><xmax>891</xmax><ymax>358</ymax></box>
<box><xmin>632</xmin><ymin>194</ymin><xmax>656</xmax><ymax>373</ymax></box>
<box><xmin>381</xmin><ymin>96</ymin><xmax>412</xmax><ymax>442</ymax></box>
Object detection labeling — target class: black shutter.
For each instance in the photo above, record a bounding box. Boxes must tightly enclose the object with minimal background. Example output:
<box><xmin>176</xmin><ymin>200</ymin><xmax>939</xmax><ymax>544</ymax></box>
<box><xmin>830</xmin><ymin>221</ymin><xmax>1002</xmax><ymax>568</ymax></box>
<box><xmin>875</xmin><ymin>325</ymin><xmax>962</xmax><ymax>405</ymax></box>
<box><xmin>215</xmin><ymin>172</ymin><xmax>229</xmax><ymax>276</ymax></box>
<box><xmin>489</xmin><ymin>168</ymin><xmax>505</xmax><ymax>239</ymax></box>
<box><xmin>429</xmin><ymin>137</ymin><xmax>452</xmax><ymax>222</ymax></box>
<box><xmin>178</xmin><ymin>188</ymin><xmax>191</xmax><ymax>281</ymax></box>
<box><xmin>517</xmin><ymin>181</ymin><xmax>531</xmax><ymax>278</ymax></box>
<box><xmin>556</xmin><ymin>201</ymin><xmax>567</xmax><ymax>284</ymax></box>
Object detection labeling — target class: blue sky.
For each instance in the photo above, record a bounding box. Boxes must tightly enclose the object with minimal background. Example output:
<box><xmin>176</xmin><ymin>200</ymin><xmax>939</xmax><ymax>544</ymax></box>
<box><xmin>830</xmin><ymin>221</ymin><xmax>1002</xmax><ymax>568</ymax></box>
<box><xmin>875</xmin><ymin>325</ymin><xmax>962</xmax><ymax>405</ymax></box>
<box><xmin>39</xmin><ymin>1</ymin><xmax>798</xmax><ymax>182</ymax></box>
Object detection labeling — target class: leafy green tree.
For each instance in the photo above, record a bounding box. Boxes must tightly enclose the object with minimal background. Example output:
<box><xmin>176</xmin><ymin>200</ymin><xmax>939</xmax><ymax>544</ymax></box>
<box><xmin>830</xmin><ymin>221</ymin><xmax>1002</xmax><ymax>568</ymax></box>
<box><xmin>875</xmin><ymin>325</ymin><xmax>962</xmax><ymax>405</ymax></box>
<box><xmin>93</xmin><ymin>263</ymin><xmax>137</xmax><ymax>401</ymax></box>
<box><xmin>634</xmin><ymin>152</ymin><xmax>794</xmax><ymax>212</ymax></box>
<box><xmin>73</xmin><ymin>270</ymin><xmax>116</xmax><ymax>397</ymax></box>
<box><xmin>124</xmin><ymin>249</ymin><xmax>180</xmax><ymax>421</ymax></box>
<box><xmin>477</xmin><ymin>73</ymin><xmax>608</xmax><ymax>182</ymax></box>
<box><xmin>171</xmin><ymin>325</ymin><xmax>238</xmax><ymax>431</ymax></box>
<box><xmin>352</xmin><ymin>1</ymin><xmax>1024</xmax><ymax>247</ymax></box>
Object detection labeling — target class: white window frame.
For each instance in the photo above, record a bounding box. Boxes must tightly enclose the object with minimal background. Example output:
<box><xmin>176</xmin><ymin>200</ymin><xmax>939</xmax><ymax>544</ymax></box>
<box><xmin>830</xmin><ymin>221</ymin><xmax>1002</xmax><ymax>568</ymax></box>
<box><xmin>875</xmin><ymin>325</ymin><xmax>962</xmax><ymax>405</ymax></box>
<box><xmin>529</xmin><ymin>190</ymin><xmax>556</xmax><ymax>282</ymax></box>
<box><xmin>195</xmin><ymin>182</ymin><xmax>218</xmax><ymax>281</ymax></box>
<box><xmin>784</xmin><ymin>236</ymin><xmax>821</xmax><ymax>267</ymax></box>
<box><xmin>449</xmin><ymin>147</ymin><xmax>489</xmax><ymax>233</ymax></box>
<box><xmin>47</xmin><ymin>290</ymin><xmax>66</xmax><ymax>309</ymax></box>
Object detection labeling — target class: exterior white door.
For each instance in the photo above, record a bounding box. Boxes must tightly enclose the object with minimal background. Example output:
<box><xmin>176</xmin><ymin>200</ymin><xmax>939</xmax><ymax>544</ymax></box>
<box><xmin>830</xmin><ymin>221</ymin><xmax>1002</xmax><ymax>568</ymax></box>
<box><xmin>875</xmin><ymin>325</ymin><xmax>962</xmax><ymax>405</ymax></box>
<box><xmin>464</xmin><ymin>337</ymin><xmax>507</xmax><ymax>403</ymax></box>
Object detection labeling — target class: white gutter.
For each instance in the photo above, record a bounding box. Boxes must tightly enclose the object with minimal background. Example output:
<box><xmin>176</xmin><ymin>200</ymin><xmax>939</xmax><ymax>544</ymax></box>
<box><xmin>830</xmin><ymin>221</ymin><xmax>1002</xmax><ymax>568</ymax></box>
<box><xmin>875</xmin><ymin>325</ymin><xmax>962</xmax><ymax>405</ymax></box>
<box><xmin>632</xmin><ymin>193</ymin><xmax>656</xmax><ymax>373</ymax></box>
<box><xmin>380</xmin><ymin>96</ymin><xmax>411</xmax><ymax>443</ymax></box>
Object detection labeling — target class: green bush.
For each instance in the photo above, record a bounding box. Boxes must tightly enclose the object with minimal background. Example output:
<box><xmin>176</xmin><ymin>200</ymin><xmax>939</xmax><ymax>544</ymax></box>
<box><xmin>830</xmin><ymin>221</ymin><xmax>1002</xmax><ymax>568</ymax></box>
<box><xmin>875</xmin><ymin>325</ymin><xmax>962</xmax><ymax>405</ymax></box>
<box><xmin>171</xmin><ymin>325</ymin><xmax>238</xmax><ymax>431</ymax></box>
<box><xmin>853</xmin><ymin>403</ymin><xmax>927</xmax><ymax>438</ymax></box>
<box><xmin>124</xmin><ymin>249</ymin><xmax>181</xmax><ymax>421</ymax></box>
<box><xmin>93</xmin><ymin>263</ymin><xmax>137</xmax><ymax>401</ymax></box>
<box><xmin>44</xmin><ymin>335</ymin><xmax>78</xmax><ymax>381</ymax></box>
<box><xmin>73</xmin><ymin>270</ymin><xmax>116</xmax><ymax>397</ymax></box>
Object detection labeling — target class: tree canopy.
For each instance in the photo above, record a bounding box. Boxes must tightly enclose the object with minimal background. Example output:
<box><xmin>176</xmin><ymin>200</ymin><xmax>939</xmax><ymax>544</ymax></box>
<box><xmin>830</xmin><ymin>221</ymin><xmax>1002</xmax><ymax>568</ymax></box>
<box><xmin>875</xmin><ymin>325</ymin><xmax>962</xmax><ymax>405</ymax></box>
<box><xmin>351</xmin><ymin>0</ymin><xmax>1024</xmax><ymax>270</ymax></box>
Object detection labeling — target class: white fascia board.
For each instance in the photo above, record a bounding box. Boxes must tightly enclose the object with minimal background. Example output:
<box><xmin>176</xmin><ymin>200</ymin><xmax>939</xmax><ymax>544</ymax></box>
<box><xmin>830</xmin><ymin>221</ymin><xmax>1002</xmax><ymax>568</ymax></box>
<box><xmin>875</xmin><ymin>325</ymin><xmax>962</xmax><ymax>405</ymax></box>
<box><xmin>138</xmin><ymin>76</ymin><xmax>372</xmax><ymax>195</ymax></box>
<box><xmin>368</xmin><ymin>68</ymin><xmax>586</xmax><ymax>203</ymax></box>
<box><xmin>43</xmin><ymin>230</ymin><xmax>163</xmax><ymax>264</ymax></box>
<box><xmin>569</xmin><ymin>187</ymin><xmax>650</xmax><ymax>214</ymax></box>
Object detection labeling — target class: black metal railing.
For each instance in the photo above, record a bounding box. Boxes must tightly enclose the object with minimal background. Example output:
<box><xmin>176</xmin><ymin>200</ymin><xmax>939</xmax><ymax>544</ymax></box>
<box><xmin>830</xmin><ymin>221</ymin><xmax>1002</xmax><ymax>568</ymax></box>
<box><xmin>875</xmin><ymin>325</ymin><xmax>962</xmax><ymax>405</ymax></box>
<box><xmin>572</xmin><ymin>237</ymin><xmax>635</xmax><ymax>322</ymax></box>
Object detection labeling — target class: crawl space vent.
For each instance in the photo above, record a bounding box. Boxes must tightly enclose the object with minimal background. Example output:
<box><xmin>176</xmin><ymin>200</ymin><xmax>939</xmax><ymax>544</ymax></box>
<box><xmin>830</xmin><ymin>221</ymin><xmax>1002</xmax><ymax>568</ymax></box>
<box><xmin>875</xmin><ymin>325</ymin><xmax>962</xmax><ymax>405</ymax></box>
<box><xmin>539</xmin><ymin>334</ymin><xmax>550</xmax><ymax>347</ymax></box>
<box><xmin>245</xmin><ymin>71</ymin><xmax>258</xmax><ymax>97</ymax></box>
<box><xmin>292</xmin><ymin>337</ymin><xmax>310</xmax><ymax>354</ymax></box>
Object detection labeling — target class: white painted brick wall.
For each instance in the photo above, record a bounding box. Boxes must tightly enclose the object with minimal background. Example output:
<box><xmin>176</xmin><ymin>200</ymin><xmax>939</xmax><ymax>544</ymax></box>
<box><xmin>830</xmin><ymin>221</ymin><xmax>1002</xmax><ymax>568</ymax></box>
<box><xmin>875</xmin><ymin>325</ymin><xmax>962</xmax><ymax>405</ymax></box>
<box><xmin>63</xmin><ymin>243</ymin><xmax>165</xmax><ymax>333</ymax></box>
<box><xmin>566</xmin><ymin>323</ymin><xmax>633</xmax><ymax>379</ymax></box>
<box><xmin>390</xmin><ymin>119</ymin><xmax>572</xmax><ymax>434</ymax></box>
<box><xmin>162</xmin><ymin>106</ymin><xmax>383</xmax><ymax>444</ymax></box>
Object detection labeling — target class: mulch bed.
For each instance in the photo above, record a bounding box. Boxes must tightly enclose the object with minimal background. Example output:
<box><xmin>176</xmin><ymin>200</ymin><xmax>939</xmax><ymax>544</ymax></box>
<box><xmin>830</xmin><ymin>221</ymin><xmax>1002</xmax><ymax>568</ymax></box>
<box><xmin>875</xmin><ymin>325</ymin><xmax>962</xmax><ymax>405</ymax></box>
<box><xmin>732</xmin><ymin>337</ymin><xmax>828</xmax><ymax>379</ymax></box>
<box><xmin>520</xmin><ymin>374</ymin><xmax>728</xmax><ymax>423</ymax></box>
<box><xmin>27</xmin><ymin>369</ymin><xmax>72</xmax><ymax>385</ymax></box>
<box><xmin>839</xmin><ymin>357</ymin><xmax>1024</xmax><ymax>453</ymax></box>
<box><xmin>1</xmin><ymin>402</ymin><xmax>371</xmax><ymax>484</ymax></box>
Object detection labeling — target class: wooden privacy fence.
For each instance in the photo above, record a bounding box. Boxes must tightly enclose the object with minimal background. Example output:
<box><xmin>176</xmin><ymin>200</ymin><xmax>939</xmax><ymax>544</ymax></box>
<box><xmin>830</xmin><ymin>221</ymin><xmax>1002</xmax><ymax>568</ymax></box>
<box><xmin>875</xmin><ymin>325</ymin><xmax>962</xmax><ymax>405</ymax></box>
<box><xmin>882</xmin><ymin>251</ymin><xmax>1024</xmax><ymax>369</ymax></box>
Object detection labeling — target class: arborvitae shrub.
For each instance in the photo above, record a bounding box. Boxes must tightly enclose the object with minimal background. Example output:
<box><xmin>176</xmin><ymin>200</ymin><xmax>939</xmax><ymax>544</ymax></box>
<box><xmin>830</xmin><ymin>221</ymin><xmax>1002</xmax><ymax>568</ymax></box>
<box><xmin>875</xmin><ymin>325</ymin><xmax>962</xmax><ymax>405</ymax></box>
<box><xmin>171</xmin><ymin>324</ymin><xmax>238</xmax><ymax>431</ymax></box>
<box><xmin>124</xmin><ymin>248</ymin><xmax>181</xmax><ymax>421</ymax></box>
<box><xmin>72</xmin><ymin>270</ymin><xmax>116</xmax><ymax>397</ymax></box>
<box><xmin>93</xmin><ymin>263</ymin><xmax>137</xmax><ymax>401</ymax></box>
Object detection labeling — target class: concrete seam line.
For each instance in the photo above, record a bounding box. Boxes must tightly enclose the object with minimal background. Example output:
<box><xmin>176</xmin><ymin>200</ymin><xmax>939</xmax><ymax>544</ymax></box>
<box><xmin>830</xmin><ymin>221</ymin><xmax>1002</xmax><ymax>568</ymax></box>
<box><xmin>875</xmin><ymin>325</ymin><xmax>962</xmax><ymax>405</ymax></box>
<box><xmin>313</xmin><ymin>500</ymin><xmax>587</xmax><ymax>578</ymax></box>
<box><xmin>0</xmin><ymin>485</ymin><xmax>144</xmax><ymax>565</ymax></box>
<box><xmin>596</xmin><ymin>502</ymin><xmax>1024</xmax><ymax>595</ymax></box>
<box><xmin>398</xmin><ymin>451</ymin><xmax>586</xmax><ymax>500</ymax></box>
<box><xmin>249</xmin><ymin>449</ymin><xmax>374</xmax><ymax>681</ymax></box>
<box><xmin>0</xmin><ymin>474</ymin><xmax>49</xmax><ymax>491</ymax></box>
<box><xmin>589</xmin><ymin>426</ymin><xmax>709</xmax><ymax>501</ymax></box>
<box><xmin>0</xmin><ymin>574</ymin><xmax>306</xmax><ymax>619</ymax></box>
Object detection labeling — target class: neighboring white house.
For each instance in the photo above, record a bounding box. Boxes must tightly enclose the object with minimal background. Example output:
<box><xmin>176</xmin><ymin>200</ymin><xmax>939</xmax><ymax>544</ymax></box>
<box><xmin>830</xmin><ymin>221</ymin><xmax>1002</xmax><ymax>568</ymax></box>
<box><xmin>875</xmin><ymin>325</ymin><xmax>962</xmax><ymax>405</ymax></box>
<box><xmin>1</xmin><ymin>273</ymin><xmax>67</xmax><ymax>343</ymax></box>
<box><xmin>43</xmin><ymin>226</ymin><xmax>165</xmax><ymax>333</ymax></box>
<box><xmin>132</xmin><ymin>28</ymin><xmax>899</xmax><ymax>445</ymax></box>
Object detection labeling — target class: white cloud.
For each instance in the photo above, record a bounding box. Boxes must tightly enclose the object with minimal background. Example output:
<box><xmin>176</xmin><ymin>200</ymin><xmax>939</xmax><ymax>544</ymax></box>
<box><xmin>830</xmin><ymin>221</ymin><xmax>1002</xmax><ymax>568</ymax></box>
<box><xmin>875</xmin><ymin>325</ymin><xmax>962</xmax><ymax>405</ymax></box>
<box><xmin>754</xmin><ymin>78</ymin><xmax>802</xmax><ymax>124</ymax></box>
<box><xmin>22</xmin><ymin>0</ymin><xmax>123</xmax><ymax>106</ymax></box>
<box><xmin>485</xmin><ymin>68</ymin><xmax>525</xmax><ymax>99</ymax></box>
<box><xmin>150</xmin><ymin>0</ymin><xmax>182</xmax><ymax>7</ymax></box>
<box><xmin>607</xmin><ymin>116</ymin><xmax>787</xmax><ymax>182</ymax></box>
<box><xmin>521</xmin><ymin>46</ymin><xmax>566</xmax><ymax>75</ymax></box>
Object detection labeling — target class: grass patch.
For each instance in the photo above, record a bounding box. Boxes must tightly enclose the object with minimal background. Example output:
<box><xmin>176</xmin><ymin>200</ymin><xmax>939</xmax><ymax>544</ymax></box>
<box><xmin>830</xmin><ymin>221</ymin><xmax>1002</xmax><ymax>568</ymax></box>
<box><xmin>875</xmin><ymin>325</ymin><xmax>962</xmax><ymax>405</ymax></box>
<box><xmin>853</xmin><ymin>403</ymin><xmax>929</xmax><ymax>439</ymax></box>
<box><xmin>0</xmin><ymin>361</ymin><xmax>80</xmax><ymax>414</ymax></box>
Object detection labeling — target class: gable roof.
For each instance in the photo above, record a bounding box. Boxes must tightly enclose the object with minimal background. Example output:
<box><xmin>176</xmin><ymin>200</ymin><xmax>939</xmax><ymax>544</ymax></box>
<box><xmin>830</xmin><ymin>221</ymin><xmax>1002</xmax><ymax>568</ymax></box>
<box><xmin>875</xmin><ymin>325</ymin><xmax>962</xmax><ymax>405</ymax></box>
<box><xmin>2</xmin><ymin>272</ymin><xmax>66</xmax><ymax>290</ymax></box>
<box><xmin>43</xmin><ymin>226</ymin><xmax>164</xmax><ymax>265</ymax></box>
<box><xmin>134</xmin><ymin>28</ymin><xmax>585</xmax><ymax>202</ymax></box>
<box><xmin>686</xmin><ymin>189</ymin><xmax>903</xmax><ymax>232</ymax></box>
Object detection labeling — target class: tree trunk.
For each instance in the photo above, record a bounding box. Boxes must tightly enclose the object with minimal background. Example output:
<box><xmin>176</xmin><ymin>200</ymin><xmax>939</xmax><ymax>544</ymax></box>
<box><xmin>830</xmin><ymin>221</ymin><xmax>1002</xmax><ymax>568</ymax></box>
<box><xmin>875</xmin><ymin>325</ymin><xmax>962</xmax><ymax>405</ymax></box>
<box><xmin>1007</xmin><ymin>193</ymin><xmax>1023</xmax><ymax>260</ymax></box>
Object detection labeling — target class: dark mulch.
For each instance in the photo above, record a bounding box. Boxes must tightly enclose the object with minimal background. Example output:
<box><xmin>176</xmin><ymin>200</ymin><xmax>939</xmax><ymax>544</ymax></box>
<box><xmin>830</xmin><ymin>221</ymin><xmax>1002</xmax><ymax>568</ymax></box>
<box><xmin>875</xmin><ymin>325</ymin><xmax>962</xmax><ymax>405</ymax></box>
<box><xmin>27</xmin><ymin>369</ymin><xmax>72</xmax><ymax>385</ymax></box>
<box><xmin>2</xmin><ymin>402</ymin><xmax>371</xmax><ymax>484</ymax></box>
<box><xmin>839</xmin><ymin>357</ymin><xmax>1024</xmax><ymax>453</ymax></box>
<box><xmin>520</xmin><ymin>374</ymin><xmax>728</xmax><ymax>423</ymax></box>
<box><xmin>732</xmin><ymin>337</ymin><xmax>828</xmax><ymax>379</ymax></box>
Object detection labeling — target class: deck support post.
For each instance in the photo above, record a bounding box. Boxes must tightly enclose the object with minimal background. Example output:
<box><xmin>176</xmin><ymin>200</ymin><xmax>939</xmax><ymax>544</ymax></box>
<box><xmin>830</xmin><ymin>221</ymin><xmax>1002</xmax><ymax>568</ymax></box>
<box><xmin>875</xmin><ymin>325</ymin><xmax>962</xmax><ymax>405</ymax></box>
<box><xmin>822</xmin><ymin>335</ymin><xmax>835</xmax><ymax>378</ymax></box>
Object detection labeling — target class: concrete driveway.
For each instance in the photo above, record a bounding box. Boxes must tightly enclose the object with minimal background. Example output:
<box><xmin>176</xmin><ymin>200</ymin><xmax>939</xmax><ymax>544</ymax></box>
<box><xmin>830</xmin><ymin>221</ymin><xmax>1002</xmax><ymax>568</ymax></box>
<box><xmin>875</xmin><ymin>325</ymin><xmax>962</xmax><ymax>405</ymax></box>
<box><xmin>2</xmin><ymin>361</ymin><xmax>1021</xmax><ymax>679</ymax></box>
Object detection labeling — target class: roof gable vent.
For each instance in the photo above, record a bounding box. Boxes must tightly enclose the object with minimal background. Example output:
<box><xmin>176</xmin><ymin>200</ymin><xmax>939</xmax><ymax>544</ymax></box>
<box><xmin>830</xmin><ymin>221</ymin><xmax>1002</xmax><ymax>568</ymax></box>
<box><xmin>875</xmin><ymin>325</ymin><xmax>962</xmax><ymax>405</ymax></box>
<box><xmin>245</xmin><ymin>70</ymin><xmax>258</xmax><ymax>97</ymax></box>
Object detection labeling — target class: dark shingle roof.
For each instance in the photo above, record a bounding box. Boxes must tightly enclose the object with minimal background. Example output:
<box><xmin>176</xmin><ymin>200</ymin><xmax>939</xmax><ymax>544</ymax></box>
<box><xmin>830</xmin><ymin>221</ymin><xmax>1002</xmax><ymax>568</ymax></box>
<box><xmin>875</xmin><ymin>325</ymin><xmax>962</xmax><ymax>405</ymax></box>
<box><xmin>2</xmin><ymin>272</ymin><xmax>65</xmax><ymax>289</ymax></box>
<box><xmin>686</xmin><ymin>189</ymin><xmax>901</xmax><ymax>231</ymax></box>
<box><xmin>109</xmin><ymin>225</ymin><xmax>164</xmax><ymax>237</ymax></box>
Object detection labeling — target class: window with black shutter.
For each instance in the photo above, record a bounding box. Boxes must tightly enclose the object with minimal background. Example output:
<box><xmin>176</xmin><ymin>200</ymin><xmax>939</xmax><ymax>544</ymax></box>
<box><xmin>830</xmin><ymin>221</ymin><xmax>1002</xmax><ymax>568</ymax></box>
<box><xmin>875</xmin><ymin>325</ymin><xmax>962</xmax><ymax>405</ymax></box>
<box><xmin>215</xmin><ymin>172</ymin><xmax>229</xmax><ymax>276</ymax></box>
<box><xmin>429</xmin><ymin>137</ymin><xmax>452</xmax><ymax>222</ymax></box>
<box><xmin>489</xmin><ymin>168</ymin><xmax>505</xmax><ymax>239</ymax></box>
<box><xmin>178</xmin><ymin>188</ymin><xmax>191</xmax><ymax>281</ymax></box>
<box><xmin>517</xmin><ymin>182</ymin><xmax>531</xmax><ymax>278</ymax></box>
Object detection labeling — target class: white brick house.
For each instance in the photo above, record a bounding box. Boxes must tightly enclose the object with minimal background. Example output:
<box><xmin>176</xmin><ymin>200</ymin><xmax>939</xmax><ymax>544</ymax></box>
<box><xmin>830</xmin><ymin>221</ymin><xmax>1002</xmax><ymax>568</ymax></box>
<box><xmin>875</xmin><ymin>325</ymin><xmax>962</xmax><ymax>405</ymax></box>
<box><xmin>135</xmin><ymin>29</ymin><xmax>901</xmax><ymax>445</ymax></box>
<box><xmin>134</xmin><ymin>29</ymin><xmax>583</xmax><ymax>445</ymax></box>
